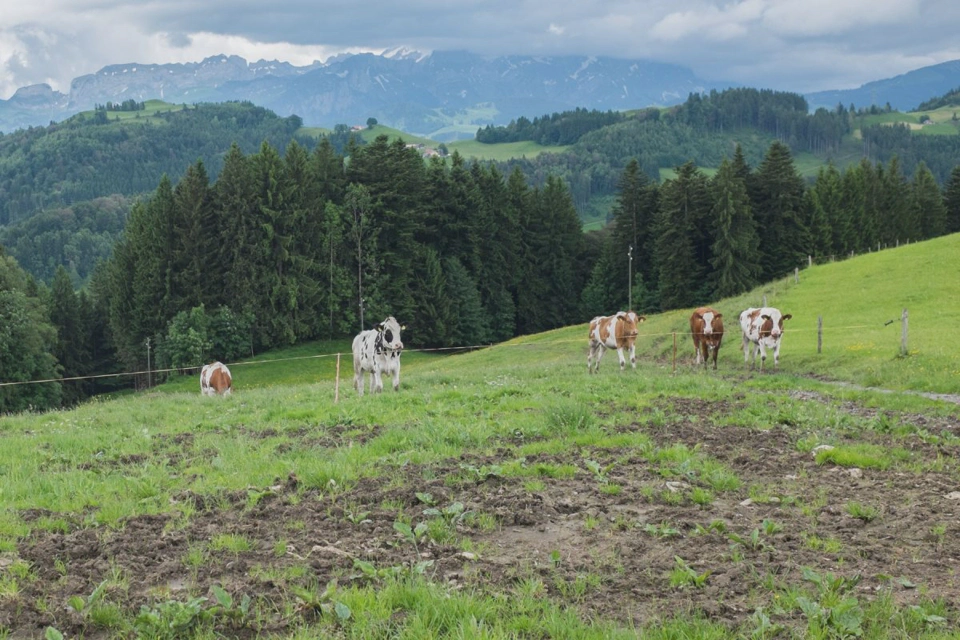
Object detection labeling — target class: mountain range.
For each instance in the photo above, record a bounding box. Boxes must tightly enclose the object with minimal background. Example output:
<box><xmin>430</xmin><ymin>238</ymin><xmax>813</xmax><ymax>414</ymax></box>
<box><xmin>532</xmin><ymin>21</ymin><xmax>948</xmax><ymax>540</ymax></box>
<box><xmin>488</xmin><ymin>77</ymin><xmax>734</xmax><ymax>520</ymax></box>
<box><xmin>2</xmin><ymin>50</ymin><xmax>959</xmax><ymax>139</ymax></box>
<box><xmin>0</xmin><ymin>50</ymin><xmax>729</xmax><ymax>139</ymax></box>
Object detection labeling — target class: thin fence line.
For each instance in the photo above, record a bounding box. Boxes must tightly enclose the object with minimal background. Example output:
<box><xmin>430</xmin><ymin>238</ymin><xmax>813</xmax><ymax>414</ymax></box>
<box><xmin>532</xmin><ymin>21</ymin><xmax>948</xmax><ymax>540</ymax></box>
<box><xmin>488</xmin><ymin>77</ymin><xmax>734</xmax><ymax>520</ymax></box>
<box><xmin>0</xmin><ymin>323</ymin><xmax>900</xmax><ymax>389</ymax></box>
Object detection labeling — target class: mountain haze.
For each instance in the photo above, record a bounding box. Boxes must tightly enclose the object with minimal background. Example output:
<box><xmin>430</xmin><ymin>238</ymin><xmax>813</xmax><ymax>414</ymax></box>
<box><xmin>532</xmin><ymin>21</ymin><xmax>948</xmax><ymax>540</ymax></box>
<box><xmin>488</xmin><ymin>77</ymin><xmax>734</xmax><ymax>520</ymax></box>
<box><xmin>0</xmin><ymin>51</ymin><xmax>729</xmax><ymax>139</ymax></box>
<box><xmin>805</xmin><ymin>59</ymin><xmax>960</xmax><ymax>112</ymax></box>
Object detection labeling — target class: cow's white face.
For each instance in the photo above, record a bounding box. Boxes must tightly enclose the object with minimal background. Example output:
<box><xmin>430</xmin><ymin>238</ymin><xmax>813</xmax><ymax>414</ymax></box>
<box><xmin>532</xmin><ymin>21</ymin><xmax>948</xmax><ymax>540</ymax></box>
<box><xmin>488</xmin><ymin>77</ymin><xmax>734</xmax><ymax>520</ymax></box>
<box><xmin>377</xmin><ymin>316</ymin><xmax>404</xmax><ymax>351</ymax></box>
<box><xmin>702</xmin><ymin>311</ymin><xmax>716</xmax><ymax>335</ymax></box>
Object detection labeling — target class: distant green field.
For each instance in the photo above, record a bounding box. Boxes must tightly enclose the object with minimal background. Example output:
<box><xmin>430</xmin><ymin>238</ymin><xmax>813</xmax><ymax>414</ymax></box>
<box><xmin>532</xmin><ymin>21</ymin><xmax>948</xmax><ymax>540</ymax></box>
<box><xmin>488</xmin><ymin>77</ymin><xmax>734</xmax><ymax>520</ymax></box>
<box><xmin>448</xmin><ymin>139</ymin><xmax>570</xmax><ymax>161</ymax></box>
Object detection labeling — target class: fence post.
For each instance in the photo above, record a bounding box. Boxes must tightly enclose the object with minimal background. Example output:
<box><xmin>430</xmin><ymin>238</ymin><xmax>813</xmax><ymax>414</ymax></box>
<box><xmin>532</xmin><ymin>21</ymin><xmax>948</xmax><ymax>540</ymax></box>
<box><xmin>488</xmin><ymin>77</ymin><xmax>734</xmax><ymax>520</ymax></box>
<box><xmin>762</xmin><ymin>294</ymin><xmax>767</xmax><ymax>307</ymax></box>
<box><xmin>672</xmin><ymin>332</ymin><xmax>677</xmax><ymax>373</ymax></box>
<box><xmin>808</xmin><ymin>255</ymin><xmax>813</xmax><ymax>267</ymax></box>
<box><xmin>900</xmin><ymin>309</ymin><xmax>909</xmax><ymax>356</ymax></box>
<box><xmin>817</xmin><ymin>316</ymin><xmax>823</xmax><ymax>354</ymax></box>
<box><xmin>335</xmin><ymin>353</ymin><xmax>341</xmax><ymax>403</ymax></box>
<box><xmin>794</xmin><ymin>267</ymin><xmax>799</xmax><ymax>284</ymax></box>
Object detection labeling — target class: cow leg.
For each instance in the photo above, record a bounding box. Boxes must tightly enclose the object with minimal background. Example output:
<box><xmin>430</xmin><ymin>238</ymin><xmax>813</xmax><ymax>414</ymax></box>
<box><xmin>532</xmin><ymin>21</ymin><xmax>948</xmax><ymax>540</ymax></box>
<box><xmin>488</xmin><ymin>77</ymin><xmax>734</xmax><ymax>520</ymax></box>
<box><xmin>773</xmin><ymin>341</ymin><xmax>781</xmax><ymax>370</ymax></box>
<box><xmin>758</xmin><ymin>342</ymin><xmax>767</xmax><ymax>372</ymax></box>
<box><xmin>629</xmin><ymin>344</ymin><xmax>636</xmax><ymax>370</ymax></box>
<box><xmin>392</xmin><ymin>361</ymin><xmax>401</xmax><ymax>392</ymax></box>
<box><xmin>587</xmin><ymin>342</ymin><xmax>596</xmax><ymax>374</ymax></box>
<box><xmin>711</xmin><ymin>345</ymin><xmax>719</xmax><ymax>370</ymax></box>
<box><xmin>693</xmin><ymin>339</ymin><xmax>702</xmax><ymax>365</ymax></box>
<box><xmin>594</xmin><ymin>346</ymin><xmax>606</xmax><ymax>372</ymax></box>
<box><xmin>354</xmin><ymin>362</ymin><xmax>364</xmax><ymax>396</ymax></box>
<box><xmin>742</xmin><ymin>334</ymin><xmax>751</xmax><ymax>368</ymax></box>
<box><xmin>616</xmin><ymin>347</ymin><xmax>626</xmax><ymax>372</ymax></box>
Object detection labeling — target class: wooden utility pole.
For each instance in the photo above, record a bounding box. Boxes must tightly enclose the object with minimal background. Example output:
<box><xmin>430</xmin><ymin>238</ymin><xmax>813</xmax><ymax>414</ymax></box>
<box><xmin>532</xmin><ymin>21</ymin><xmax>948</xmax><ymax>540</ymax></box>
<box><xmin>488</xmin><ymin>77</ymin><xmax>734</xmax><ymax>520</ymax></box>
<box><xmin>817</xmin><ymin>316</ymin><xmax>823</xmax><ymax>354</ymax></box>
<box><xmin>900</xmin><ymin>309</ymin><xmax>909</xmax><ymax>356</ymax></box>
<box><xmin>335</xmin><ymin>353</ymin><xmax>341</xmax><ymax>403</ymax></box>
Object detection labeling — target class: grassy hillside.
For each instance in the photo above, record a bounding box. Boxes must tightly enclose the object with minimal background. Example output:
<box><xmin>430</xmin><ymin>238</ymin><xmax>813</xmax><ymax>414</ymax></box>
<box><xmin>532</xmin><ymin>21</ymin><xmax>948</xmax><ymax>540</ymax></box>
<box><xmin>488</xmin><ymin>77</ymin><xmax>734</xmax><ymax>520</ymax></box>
<box><xmin>1</xmin><ymin>234</ymin><xmax>958</xmax><ymax>638</ymax></box>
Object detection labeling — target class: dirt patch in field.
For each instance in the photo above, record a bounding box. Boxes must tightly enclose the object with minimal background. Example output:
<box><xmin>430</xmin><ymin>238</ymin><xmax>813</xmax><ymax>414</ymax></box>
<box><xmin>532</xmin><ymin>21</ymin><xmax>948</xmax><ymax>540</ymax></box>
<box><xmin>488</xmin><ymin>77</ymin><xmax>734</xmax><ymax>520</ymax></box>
<box><xmin>5</xmin><ymin>399</ymin><xmax>960</xmax><ymax>637</ymax></box>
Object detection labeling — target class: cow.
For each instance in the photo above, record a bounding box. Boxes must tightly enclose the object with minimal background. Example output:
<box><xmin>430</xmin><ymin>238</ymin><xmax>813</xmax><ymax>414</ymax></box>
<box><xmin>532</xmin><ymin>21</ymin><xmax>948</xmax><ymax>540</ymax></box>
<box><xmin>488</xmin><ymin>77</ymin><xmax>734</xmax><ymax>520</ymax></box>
<box><xmin>200</xmin><ymin>361</ymin><xmax>232</xmax><ymax>396</ymax></box>
<box><xmin>690</xmin><ymin>307</ymin><xmax>724</xmax><ymax>370</ymax></box>
<box><xmin>739</xmin><ymin>307</ymin><xmax>792</xmax><ymax>371</ymax></box>
<box><xmin>353</xmin><ymin>316</ymin><xmax>404</xmax><ymax>395</ymax></box>
<box><xmin>587</xmin><ymin>311</ymin><xmax>646</xmax><ymax>374</ymax></box>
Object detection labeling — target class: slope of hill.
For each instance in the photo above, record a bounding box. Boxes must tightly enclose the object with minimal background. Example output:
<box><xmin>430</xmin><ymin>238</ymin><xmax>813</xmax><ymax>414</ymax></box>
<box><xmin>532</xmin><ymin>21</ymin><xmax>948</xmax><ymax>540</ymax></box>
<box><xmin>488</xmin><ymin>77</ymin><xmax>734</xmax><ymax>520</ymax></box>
<box><xmin>612</xmin><ymin>232</ymin><xmax>960</xmax><ymax>395</ymax></box>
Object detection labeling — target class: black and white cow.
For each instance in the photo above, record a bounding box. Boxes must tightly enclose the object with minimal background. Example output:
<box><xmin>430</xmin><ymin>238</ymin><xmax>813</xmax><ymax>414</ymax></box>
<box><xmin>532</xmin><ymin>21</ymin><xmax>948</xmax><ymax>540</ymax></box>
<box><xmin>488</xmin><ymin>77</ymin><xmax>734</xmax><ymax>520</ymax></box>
<box><xmin>352</xmin><ymin>317</ymin><xmax>404</xmax><ymax>395</ymax></box>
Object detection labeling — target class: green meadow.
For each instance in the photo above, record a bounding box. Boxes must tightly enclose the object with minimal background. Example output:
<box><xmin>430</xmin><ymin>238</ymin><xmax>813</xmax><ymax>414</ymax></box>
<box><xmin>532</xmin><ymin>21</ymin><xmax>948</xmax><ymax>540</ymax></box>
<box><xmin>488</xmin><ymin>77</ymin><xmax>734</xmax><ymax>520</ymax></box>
<box><xmin>1</xmin><ymin>233</ymin><xmax>959</xmax><ymax>637</ymax></box>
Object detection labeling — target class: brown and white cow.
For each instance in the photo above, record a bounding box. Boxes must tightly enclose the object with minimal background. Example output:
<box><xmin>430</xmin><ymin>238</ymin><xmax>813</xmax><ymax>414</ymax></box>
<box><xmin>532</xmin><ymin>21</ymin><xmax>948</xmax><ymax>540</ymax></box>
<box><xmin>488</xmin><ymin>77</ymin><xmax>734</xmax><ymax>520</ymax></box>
<box><xmin>587</xmin><ymin>311</ymin><xmax>646</xmax><ymax>374</ymax></box>
<box><xmin>739</xmin><ymin>307</ymin><xmax>792</xmax><ymax>371</ymax></box>
<box><xmin>200</xmin><ymin>361</ymin><xmax>232</xmax><ymax>396</ymax></box>
<box><xmin>353</xmin><ymin>316</ymin><xmax>404</xmax><ymax>395</ymax></box>
<box><xmin>690</xmin><ymin>307</ymin><xmax>724</xmax><ymax>370</ymax></box>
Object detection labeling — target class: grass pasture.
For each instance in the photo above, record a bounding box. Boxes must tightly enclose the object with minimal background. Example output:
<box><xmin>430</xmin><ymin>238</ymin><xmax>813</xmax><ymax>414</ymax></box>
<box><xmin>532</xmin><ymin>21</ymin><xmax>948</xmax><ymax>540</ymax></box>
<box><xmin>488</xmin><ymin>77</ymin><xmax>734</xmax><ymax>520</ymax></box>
<box><xmin>1</xmin><ymin>238</ymin><xmax>960</xmax><ymax>638</ymax></box>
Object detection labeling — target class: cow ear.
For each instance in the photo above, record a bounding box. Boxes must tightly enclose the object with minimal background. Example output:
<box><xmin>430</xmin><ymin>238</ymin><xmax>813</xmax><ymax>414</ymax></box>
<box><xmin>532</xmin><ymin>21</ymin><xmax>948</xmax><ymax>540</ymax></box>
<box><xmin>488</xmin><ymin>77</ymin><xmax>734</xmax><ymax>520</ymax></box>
<box><xmin>400</xmin><ymin>325</ymin><xmax>406</xmax><ymax>331</ymax></box>
<box><xmin>782</xmin><ymin>314</ymin><xmax>792</xmax><ymax>321</ymax></box>
<box><xmin>761</xmin><ymin>315</ymin><xmax>771</xmax><ymax>321</ymax></box>
<box><xmin>715</xmin><ymin>313</ymin><xmax>723</xmax><ymax>319</ymax></box>
<box><xmin>638</xmin><ymin>316</ymin><xmax>647</xmax><ymax>323</ymax></box>
<box><xmin>374</xmin><ymin>323</ymin><xmax>383</xmax><ymax>332</ymax></box>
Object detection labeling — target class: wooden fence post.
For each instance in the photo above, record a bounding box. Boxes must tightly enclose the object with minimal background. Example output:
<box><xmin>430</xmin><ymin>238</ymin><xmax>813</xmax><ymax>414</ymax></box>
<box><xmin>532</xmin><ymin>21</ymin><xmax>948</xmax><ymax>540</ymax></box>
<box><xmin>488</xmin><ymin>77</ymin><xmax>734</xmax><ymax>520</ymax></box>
<box><xmin>762</xmin><ymin>294</ymin><xmax>767</xmax><ymax>307</ymax></box>
<box><xmin>900</xmin><ymin>309</ymin><xmax>909</xmax><ymax>356</ymax></box>
<box><xmin>672</xmin><ymin>332</ymin><xmax>677</xmax><ymax>373</ymax></box>
<box><xmin>794</xmin><ymin>267</ymin><xmax>799</xmax><ymax>284</ymax></box>
<box><xmin>335</xmin><ymin>353</ymin><xmax>341</xmax><ymax>403</ymax></box>
<box><xmin>808</xmin><ymin>255</ymin><xmax>813</xmax><ymax>267</ymax></box>
<box><xmin>817</xmin><ymin>316</ymin><xmax>823</xmax><ymax>354</ymax></box>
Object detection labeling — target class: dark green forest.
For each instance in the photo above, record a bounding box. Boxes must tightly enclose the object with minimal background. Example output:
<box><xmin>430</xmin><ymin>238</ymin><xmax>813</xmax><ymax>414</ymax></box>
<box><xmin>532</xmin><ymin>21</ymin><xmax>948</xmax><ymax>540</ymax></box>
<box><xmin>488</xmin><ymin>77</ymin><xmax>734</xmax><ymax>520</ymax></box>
<box><xmin>3</xmin><ymin>90</ymin><xmax>960</xmax><ymax>413</ymax></box>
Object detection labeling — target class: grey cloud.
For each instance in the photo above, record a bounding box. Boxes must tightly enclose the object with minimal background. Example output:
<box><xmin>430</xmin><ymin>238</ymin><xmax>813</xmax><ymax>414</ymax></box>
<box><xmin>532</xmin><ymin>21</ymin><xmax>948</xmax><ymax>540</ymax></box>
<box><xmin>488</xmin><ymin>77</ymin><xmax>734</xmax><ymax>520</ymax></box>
<box><xmin>2</xmin><ymin>0</ymin><xmax>960</xmax><ymax>99</ymax></box>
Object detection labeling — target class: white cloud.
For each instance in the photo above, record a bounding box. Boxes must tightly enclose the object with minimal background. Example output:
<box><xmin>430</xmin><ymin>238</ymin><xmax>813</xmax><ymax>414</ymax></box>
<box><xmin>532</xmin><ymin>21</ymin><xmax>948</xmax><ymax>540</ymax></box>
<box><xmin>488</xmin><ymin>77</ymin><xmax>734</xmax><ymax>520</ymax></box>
<box><xmin>548</xmin><ymin>23</ymin><xmax>565</xmax><ymax>36</ymax></box>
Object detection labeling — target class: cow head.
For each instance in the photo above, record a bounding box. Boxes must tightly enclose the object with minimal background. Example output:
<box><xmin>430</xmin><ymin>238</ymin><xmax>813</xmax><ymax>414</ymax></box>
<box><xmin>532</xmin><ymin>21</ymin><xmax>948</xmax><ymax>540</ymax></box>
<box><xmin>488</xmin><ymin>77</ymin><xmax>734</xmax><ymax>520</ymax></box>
<box><xmin>760</xmin><ymin>310</ymin><xmax>791</xmax><ymax>339</ymax></box>
<box><xmin>614</xmin><ymin>311</ymin><xmax>645</xmax><ymax>347</ymax></box>
<box><xmin>375</xmin><ymin>316</ymin><xmax>404</xmax><ymax>351</ymax></box>
<box><xmin>702</xmin><ymin>310</ymin><xmax>722</xmax><ymax>335</ymax></box>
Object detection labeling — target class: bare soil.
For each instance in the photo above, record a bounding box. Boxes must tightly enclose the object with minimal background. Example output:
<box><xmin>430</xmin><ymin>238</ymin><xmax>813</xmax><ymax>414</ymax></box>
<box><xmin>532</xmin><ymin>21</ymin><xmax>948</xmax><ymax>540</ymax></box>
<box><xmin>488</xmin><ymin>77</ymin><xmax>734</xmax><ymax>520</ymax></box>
<box><xmin>4</xmin><ymin>395</ymin><xmax>960</xmax><ymax>638</ymax></box>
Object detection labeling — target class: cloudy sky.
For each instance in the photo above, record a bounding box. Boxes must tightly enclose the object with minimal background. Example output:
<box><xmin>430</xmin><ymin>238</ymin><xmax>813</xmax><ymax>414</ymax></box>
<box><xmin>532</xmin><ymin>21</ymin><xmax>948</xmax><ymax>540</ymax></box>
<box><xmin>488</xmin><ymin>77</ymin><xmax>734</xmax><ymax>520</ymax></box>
<box><xmin>2</xmin><ymin>0</ymin><xmax>959</xmax><ymax>100</ymax></box>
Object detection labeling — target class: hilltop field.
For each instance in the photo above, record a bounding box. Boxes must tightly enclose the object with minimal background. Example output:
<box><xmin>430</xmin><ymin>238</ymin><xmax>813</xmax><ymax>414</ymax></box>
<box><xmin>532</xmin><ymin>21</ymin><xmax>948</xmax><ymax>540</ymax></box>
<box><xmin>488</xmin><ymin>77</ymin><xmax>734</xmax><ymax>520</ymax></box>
<box><xmin>1</xmin><ymin>236</ymin><xmax>959</xmax><ymax>638</ymax></box>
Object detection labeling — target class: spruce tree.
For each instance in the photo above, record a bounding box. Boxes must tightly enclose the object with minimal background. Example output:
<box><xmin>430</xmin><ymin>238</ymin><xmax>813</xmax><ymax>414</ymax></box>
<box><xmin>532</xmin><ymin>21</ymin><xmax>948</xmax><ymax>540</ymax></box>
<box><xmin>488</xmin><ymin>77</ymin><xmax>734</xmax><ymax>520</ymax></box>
<box><xmin>48</xmin><ymin>266</ymin><xmax>89</xmax><ymax>406</ymax></box>
<box><xmin>943</xmin><ymin>165</ymin><xmax>960</xmax><ymax>235</ymax></box>
<box><xmin>709</xmin><ymin>159</ymin><xmax>761</xmax><ymax>298</ymax></box>
<box><xmin>653</xmin><ymin>162</ymin><xmax>707</xmax><ymax>310</ymax></box>
<box><xmin>911</xmin><ymin>162</ymin><xmax>947</xmax><ymax>240</ymax></box>
<box><xmin>752</xmin><ymin>141</ymin><xmax>809</xmax><ymax>280</ymax></box>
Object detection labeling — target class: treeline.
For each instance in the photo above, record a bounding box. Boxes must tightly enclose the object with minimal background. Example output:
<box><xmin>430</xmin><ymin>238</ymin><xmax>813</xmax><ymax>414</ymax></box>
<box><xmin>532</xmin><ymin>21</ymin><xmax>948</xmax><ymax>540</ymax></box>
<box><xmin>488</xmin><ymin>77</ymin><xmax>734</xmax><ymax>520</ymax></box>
<box><xmin>475</xmin><ymin>108</ymin><xmax>626</xmax><ymax>145</ymax></box>
<box><xmin>4</xmin><ymin>135</ymin><xmax>960</xmax><ymax>414</ymax></box>
<box><xmin>96</xmin><ymin>135</ymin><xmax>587</xmax><ymax>378</ymax></box>
<box><xmin>672</xmin><ymin>88</ymin><xmax>852</xmax><ymax>154</ymax></box>
<box><xmin>96</xmin><ymin>100</ymin><xmax>146</xmax><ymax>112</ymax></box>
<box><xmin>0</xmin><ymin>101</ymin><xmax>305</xmax><ymax>225</ymax></box>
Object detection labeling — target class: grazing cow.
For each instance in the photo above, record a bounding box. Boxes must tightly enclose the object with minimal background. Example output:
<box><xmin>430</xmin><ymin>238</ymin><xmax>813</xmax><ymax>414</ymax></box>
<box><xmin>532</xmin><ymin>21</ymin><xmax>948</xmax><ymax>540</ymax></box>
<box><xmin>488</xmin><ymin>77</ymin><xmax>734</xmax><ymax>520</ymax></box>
<box><xmin>739</xmin><ymin>307</ymin><xmax>792</xmax><ymax>371</ymax></box>
<box><xmin>353</xmin><ymin>316</ymin><xmax>404</xmax><ymax>395</ymax></box>
<box><xmin>690</xmin><ymin>307</ymin><xmax>724</xmax><ymax>370</ymax></box>
<box><xmin>587</xmin><ymin>311</ymin><xmax>646</xmax><ymax>374</ymax></box>
<box><xmin>200</xmin><ymin>361</ymin><xmax>232</xmax><ymax>396</ymax></box>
